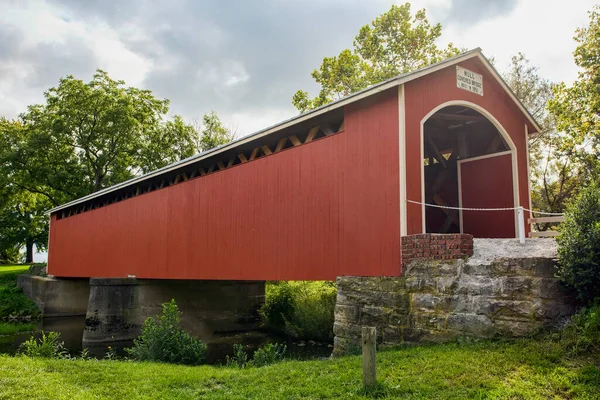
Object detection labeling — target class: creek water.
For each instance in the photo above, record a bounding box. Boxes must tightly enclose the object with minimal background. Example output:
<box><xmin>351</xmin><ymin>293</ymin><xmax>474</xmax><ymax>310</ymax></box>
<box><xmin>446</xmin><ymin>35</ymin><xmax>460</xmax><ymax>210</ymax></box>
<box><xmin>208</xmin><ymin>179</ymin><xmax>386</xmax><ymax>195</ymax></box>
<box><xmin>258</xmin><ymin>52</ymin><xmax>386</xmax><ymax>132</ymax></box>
<box><xmin>0</xmin><ymin>316</ymin><xmax>332</xmax><ymax>364</ymax></box>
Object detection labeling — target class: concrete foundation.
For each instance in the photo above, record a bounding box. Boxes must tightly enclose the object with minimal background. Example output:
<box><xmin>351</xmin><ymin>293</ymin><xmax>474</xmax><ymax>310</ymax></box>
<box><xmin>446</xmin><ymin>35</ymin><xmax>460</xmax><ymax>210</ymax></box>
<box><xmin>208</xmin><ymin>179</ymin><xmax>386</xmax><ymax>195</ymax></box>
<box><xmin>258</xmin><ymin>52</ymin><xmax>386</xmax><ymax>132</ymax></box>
<box><xmin>17</xmin><ymin>275</ymin><xmax>90</xmax><ymax>317</ymax></box>
<box><xmin>82</xmin><ymin>278</ymin><xmax>265</xmax><ymax>357</ymax></box>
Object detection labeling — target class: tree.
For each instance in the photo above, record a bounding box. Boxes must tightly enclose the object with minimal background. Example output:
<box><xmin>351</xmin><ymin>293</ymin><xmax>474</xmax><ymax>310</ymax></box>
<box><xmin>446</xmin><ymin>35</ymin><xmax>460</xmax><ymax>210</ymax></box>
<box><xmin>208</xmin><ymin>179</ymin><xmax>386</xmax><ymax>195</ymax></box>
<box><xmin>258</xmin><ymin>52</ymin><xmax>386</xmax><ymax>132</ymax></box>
<box><xmin>503</xmin><ymin>54</ymin><xmax>586</xmax><ymax>219</ymax></box>
<box><xmin>3</xmin><ymin>70</ymin><xmax>199</xmax><ymax>207</ymax></box>
<box><xmin>292</xmin><ymin>3</ymin><xmax>460</xmax><ymax>112</ymax></box>
<box><xmin>549</xmin><ymin>6</ymin><xmax>600</xmax><ymax>178</ymax></box>
<box><xmin>0</xmin><ymin>191</ymin><xmax>49</xmax><ymax>263</ymax></box>
<box><xmin>193</xmin><ymin>111</ymin><xmax>235</xmax><ymax>152</ymax></box>
<box><xmin>0</xmin><ymin>71</ymin><xmax>203</xmax><ymax>260</ymax></box>
<box><xmin>138</xmin><ymin>115</ymin><xmax>198</xmax><ymax>174</ymax></box>
<box><xmin>0</xmin><ymin>119</ymin><xmax>50</xmax><ymax>262</ymax></box>
<box><xmin>197</xmin><ymin>111</ymin><xmax>235</xmax><ymax>152</ymax></box>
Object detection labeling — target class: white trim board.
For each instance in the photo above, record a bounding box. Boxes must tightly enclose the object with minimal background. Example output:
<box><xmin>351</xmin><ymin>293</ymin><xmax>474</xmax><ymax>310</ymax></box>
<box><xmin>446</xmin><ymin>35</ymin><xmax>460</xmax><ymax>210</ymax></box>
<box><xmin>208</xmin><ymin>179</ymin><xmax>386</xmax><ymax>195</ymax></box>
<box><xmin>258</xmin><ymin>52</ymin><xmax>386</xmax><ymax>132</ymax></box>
<box><xmin>419</xmin><ymin>100</ymin><xmax>520</xmax><ymax>235</ymax></box>
<box><xmin>398</xmin><ymin>84</ymin><xmax>407</xmax><ymax>237</ymax></box>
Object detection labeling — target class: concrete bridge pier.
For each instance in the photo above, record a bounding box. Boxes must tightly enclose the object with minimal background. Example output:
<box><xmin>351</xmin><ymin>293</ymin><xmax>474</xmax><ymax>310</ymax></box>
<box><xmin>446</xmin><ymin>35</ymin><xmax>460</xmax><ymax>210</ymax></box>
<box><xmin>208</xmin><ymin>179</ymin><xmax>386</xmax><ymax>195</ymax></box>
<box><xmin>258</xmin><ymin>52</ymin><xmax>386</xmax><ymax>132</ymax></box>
<box><xmin>82</xmin><ymin>278</ymin><xmax>265</xmax><ymax>358</ymax></box>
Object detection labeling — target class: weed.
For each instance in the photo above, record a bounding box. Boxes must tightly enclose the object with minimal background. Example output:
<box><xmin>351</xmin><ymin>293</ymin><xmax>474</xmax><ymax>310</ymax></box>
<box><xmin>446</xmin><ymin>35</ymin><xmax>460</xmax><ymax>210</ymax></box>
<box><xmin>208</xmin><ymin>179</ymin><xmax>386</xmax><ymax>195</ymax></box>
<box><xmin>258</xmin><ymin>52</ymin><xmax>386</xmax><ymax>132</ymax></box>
<box><xmin>126</xmin><ymin>299</ymin><xmax>206</xmax><ymax>365</ymax></box>
<box><xmin>18</xmin><ymin>331</ymin><xmax>69</xmax><ymax>358</ymax></box>
<box><xmin>252</xmin><ymin>343</ymin><xmax>287</xmax><ymax>367</ymax></box>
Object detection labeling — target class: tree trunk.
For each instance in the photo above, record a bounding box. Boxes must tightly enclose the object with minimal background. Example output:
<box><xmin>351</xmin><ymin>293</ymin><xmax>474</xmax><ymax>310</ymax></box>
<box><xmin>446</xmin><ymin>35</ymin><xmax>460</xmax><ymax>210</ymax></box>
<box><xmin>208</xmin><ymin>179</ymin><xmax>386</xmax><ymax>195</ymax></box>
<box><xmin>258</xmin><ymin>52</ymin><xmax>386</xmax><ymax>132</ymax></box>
<box><xmin>25</xmin><ymin>241</ymin><xmax>34</xmax><ymax>264</ymax></box>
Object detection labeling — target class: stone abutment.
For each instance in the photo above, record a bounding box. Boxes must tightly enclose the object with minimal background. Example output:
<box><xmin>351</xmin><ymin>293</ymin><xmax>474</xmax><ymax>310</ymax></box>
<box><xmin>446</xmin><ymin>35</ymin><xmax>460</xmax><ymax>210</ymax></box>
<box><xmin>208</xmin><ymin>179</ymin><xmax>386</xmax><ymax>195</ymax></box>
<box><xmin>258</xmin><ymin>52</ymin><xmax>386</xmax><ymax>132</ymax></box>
<box><xmin>333</xmin><ymin>235</ymin><xmax>575</xmax><ymax>355</ymax></box>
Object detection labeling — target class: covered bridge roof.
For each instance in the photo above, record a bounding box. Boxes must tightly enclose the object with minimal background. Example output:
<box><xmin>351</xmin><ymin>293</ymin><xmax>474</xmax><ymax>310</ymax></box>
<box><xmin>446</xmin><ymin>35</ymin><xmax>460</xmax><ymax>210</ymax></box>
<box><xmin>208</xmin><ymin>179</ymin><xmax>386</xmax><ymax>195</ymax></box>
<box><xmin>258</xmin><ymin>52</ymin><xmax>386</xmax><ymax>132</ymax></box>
<box><xmin>49</xmin><ymin>48</ymin><xmax>540</xmax><ymax>214</ymax></box>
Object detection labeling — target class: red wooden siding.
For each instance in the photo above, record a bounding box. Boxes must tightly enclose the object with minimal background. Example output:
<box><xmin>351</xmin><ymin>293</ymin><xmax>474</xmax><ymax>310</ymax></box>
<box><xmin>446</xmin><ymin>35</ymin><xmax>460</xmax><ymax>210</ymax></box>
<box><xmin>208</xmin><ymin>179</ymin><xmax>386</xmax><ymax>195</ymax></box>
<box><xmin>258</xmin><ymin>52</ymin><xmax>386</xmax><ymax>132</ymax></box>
<box><xmin>404</xmin><ymin>57</ymin><xmax>533</xmax><ymax>237</ymax></box>
<box><xmin>48</xmin><ymin>90</ymin><xmax>401</xmax><ymax>280</ymax></box>
<box><xmin>460</xmin><ymin>154</ymin><xmax>515</xmax><ymax>238</ymax></box>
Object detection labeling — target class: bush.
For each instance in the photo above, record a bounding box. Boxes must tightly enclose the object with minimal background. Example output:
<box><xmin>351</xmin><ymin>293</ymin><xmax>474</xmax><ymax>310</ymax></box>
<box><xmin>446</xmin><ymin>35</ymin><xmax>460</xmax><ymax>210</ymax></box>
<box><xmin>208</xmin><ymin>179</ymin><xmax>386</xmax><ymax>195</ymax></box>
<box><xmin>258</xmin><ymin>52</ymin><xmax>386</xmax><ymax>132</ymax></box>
<box><xmin>556</xmin><ymin>185</ymin><xmax>600</xmax><ymax>304</ymax></box>
<box><xmin>260</xmin><ymin>281</ymin><xmax>337</xmax><ymax>342</ymax></box>
<box><xmin>226</xmin><ymin>344</ymin><xmax>249</xmax><ymax>368</ymax></box>
<box><xmin>559</xmin><ymin>305</ymin><xmax>600</xmax><ymax>354</ymax></box>
<box><xmin>126</xmin><ymin>299</ymin><xmax>207</xmax><ymax>365</ymax></box>
<box><xmin>0</xmin><ymin>268</ymin><xmax>39</xmax><ymax>319</ymax></box>
<box><xmin>260</xmin><ymin>283</ymin><xmax>295</xmax><ymax>330</ymax></box>
<box><xmin>252</xmin><ymin>342</ymin><xmax>286</xmax><ymax>367</ymax></box>
<box><xmin>19</xmin><ymin>331</ymin><xmax>68</xmax><ymax>358</ymax></box>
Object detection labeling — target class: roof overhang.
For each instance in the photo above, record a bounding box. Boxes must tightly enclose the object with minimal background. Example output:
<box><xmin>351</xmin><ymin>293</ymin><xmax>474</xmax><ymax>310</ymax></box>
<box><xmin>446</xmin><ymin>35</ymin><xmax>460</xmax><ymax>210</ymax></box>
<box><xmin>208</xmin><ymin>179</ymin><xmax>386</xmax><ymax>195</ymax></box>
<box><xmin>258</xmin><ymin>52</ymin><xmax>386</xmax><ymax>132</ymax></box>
<box><xmin>49</xmin><ymin>48</ymin><xmax>541</xmax><ymax>214</ymax></box>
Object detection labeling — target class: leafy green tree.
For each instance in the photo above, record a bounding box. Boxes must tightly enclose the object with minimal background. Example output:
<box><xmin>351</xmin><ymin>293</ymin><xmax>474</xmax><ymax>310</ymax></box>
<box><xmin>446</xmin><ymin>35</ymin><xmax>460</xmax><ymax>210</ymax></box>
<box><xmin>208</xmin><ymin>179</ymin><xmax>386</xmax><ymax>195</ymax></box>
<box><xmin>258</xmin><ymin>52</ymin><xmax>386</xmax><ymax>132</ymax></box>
<box><xmin>0</xmin><ymin>190</ymin><xmax>50</xmax><ymax>263</ymax></box>
<box><xmin>139</xmin><ymin>115</ymin><xmax>198</xmax><ymax>174</ymax></box>
<box><xmin>195</xmin><ymin>111</ymin><xmax>235</xmax><ymax>152</ymax></box>
<box><xmin>292</xmin><ymin>3</ymin><xmax>460</xmax><ymax>112</ymax></box>
<box><xmin>549</xmin><ymin>6</ymin><xmax>600</xmax><ymax>178</ymax></box>
<box><xmin>8</xmin><ymin>70</ymin><xmax>199</xmax><ymax>205</ymax></box>
<box><xmin>0</xmin><ymin>71</ymin><xmax>203</xmax><ymax>259</ymax></box>
<box><xmin>503</xmin><ymin>54</ymin><xmax>586</xmax><ymax>219</ymax></box>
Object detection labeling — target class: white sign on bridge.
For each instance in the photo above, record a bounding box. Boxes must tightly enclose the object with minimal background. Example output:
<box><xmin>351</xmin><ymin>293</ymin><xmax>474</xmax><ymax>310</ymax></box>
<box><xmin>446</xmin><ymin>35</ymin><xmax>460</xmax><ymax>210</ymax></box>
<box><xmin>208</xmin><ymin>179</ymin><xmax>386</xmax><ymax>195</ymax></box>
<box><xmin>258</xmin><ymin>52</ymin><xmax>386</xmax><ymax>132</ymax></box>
<box><xmin>456</xmin><ymin>66</ymin><xmax>483</xmax><ymax>96</ymax></box>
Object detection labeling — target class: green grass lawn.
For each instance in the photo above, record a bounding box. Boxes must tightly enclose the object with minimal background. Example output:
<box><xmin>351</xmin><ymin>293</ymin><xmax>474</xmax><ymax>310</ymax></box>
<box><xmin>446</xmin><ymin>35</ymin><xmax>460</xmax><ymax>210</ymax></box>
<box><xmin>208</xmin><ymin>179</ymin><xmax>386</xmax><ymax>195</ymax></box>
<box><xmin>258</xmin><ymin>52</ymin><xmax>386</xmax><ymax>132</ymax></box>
<box><xmin>0</xmin><ymin>339</ymin><xmax>598</xmax><ymax>399</ymax></box>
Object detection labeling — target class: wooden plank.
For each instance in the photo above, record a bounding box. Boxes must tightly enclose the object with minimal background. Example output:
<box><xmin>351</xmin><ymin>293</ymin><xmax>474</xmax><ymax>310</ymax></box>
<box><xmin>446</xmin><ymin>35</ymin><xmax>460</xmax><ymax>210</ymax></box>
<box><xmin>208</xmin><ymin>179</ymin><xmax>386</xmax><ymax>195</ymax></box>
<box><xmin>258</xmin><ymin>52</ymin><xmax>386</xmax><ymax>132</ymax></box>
<box><xmin>274</xmin><ymin>138</ymin><xmax>287</xmax><ymax>152</ymax></box>
<box><xmin>217</xmin><ymin>161</ymin><xmax>226</xmax><ymax>170</ymax></box>
<box><xmin>238</xmin><ymin>153</ymin><xmax>248</xmax><ymax>163</ymax></box>
<box><xmin>321</xmin><ymin>123</ymin><xmax>335</xmax><ymax>136</ymax></box>
<box><xmin>337</xmin><ymin>119</ymin><xmax>345</xmax><ymax>132</ymax></box>
<box><xmin>426</xmin><ymin>134</ymin><xmax>447</xmax><ymax>168</ymax></box>
<box><xmin>207</xmin><ymin>165</ymin><xmax>214</xmax><ymax>173</ymax></box>
<box><xmin>528</xmin><ymin>216</ymin><xmax>565</xmax><ymax>224</ymax></box>
<box><xmin>249</xmin><ymin>148</ymin><xmax>259</xmax><ymax>161</ymax></box>
<box><xmin>289</xmin><ymin>135</ymin><xmax>301</xmax><ymax>146</ymax></box>
<box><xmin>199</xmin><ymin>167</ymin><xmax>206</xmax><ymax>176</ymax></box>
<box><xmin>261</xmin><ymin>145</ymin><xmax>272</xmax><ymax>155</ymax></box>
<box><xmin>529</xmin><ymin>231</ymin><xmax>559</xmax><ymax>238</ymax></box>
<box><xmin>305</xmin><ymin>126</ymin><xmax>319</xmax><ymax>143</ymax></box>
<box><xmin>227</xmin><ymin>158</ymin><xmax>235</xmax><ymax>167</ymax></box>
<box><xmin>362</xmin><ymin>326</ymin><xmax>377</xmax><ymax>388</ymax></box>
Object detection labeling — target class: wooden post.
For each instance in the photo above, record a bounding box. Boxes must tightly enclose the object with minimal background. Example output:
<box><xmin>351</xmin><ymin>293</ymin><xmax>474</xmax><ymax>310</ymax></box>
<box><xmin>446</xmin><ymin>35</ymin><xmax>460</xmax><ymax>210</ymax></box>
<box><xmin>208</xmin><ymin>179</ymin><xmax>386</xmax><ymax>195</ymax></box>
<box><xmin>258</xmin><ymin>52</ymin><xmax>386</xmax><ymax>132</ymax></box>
<box><xmin>362</xmin><ymin>326</ymin><xmax>377</xmax><ymax>388</ymax></box>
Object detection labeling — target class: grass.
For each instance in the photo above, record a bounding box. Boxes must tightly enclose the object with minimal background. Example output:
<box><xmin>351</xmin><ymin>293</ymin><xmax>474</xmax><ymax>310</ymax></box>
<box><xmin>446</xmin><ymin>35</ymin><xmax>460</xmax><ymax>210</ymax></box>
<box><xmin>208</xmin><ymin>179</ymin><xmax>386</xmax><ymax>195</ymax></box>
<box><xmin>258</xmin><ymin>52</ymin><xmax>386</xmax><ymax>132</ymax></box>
<box><xmin>0</xmin><ymin>338</ymin><xmax>598</xmax><ymax>399</ymax></box>
<box><xmin>0</xmin><ymin>264</ymin><xmax>39</xmax><ymax>322</ymax></box>
<box><xmin>0</xmin><ymin>322</ymin><xmax>37</xmax><ymax>336</ymax></box>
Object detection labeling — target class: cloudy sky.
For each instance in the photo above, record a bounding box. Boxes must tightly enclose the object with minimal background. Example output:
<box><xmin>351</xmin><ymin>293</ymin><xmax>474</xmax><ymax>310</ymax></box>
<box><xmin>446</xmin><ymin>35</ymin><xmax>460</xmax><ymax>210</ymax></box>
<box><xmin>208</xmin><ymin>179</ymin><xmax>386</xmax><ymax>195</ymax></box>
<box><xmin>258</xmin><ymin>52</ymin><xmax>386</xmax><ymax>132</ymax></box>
<box><xmin>1</xmin><ymin>0</ymin><xmax>596</xmax><ymax>138</ymax></box>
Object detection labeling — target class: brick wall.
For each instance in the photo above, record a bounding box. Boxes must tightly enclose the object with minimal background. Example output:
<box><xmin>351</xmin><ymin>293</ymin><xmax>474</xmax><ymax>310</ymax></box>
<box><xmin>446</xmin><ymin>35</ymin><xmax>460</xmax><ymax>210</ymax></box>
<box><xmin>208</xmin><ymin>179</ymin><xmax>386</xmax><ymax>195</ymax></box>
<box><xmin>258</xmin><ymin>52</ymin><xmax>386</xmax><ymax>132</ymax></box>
<box><xmin>401</xmin><ymin>233</ymin><xmax>473</xmax><ymax>270</ymax></box>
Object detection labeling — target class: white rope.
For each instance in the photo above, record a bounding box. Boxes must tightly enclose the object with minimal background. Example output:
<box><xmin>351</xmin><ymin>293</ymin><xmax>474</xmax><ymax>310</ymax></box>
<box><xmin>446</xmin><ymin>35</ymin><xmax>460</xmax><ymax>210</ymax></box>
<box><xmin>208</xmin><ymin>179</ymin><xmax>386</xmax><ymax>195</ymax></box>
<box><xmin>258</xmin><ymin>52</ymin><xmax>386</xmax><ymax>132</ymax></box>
<box><xmin>406</xmin><ymin>199</ymin><xmax>564</xmax><ymax>216</ymax></box>
<box><xmin>406</xmin><ymin>199</ymin><xmax>514</xmax><ymax>212</ymax></box>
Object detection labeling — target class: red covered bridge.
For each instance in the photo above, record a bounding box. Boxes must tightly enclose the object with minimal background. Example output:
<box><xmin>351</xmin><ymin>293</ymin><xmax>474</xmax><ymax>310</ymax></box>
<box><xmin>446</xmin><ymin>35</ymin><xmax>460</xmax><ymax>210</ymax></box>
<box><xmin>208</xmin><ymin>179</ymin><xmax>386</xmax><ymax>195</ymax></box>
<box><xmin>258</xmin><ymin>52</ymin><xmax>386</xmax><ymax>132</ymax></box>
<box><xmin>47</xmin><ymin>49</ymin><xmax>539</xmax><ymax>281</ymax></box>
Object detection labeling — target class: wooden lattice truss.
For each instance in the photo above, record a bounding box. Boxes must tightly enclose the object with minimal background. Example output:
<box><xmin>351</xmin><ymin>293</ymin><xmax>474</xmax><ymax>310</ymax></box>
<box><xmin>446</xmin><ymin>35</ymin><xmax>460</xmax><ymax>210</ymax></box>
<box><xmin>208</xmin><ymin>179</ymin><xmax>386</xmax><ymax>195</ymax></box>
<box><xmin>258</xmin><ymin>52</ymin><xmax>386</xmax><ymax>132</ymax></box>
<box><xmin>59</xmin><ymin>119</ymin><xmax>345</xmax><ymax>219</ymax></box>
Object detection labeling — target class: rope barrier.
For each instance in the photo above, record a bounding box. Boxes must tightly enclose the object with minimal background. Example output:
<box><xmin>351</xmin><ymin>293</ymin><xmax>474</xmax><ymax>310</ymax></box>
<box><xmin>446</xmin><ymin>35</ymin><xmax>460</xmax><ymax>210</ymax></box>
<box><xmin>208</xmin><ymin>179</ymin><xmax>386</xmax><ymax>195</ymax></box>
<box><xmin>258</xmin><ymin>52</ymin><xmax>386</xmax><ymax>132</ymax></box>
<box><xmin>406</xmin><ymin>199</ymin><xmax>564</xmax><ymax>216</ymax></box>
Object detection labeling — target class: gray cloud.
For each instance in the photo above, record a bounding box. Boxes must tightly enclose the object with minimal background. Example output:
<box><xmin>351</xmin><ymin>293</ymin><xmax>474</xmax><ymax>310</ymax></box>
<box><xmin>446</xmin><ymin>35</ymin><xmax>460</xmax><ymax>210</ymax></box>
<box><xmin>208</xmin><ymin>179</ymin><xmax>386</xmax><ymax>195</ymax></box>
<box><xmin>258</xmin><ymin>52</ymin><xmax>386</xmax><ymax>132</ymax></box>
<box><xmin>48</xmin><ymin>0</ymin><xmax>393</xmax><ymax>127</ymax></box>
<box><xmin>3</xmin><ymin>0</ymin><xmax>513</xmax><ymax>132</ymax></box>
<box><xmin>430</xmin><ymin>0</ymin><xmax>519</xmax><ymax>24</ymax></box>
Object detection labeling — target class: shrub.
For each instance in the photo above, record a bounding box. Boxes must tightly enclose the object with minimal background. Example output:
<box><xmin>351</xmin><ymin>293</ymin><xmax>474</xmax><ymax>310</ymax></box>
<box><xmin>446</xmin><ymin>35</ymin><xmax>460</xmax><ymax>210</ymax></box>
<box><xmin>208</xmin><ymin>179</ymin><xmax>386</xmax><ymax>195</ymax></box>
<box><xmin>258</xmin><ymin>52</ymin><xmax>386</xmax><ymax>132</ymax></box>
<box><xmin>260</xmin><ymin>281</ymin><xmax>337</xmax><ymax>342</ymax></box>
<box><xmin>559</xmin><ymin>305</ymin><xmax>600</xmax><ymax>354</ymax></box>
<box><xmin>226</xmin><ymin>343</ymin><xmax>249</xmax><ymax>368</ymax></box>
<box><xmin>260</xmin><ymin>283</ymin><xmax>295</xmax><ymax>331</ymax></box>
<box><xmin>126</xmin><ymin>299</ymin><xmax>207</xmax><ymax>365</ymax></box>
<box><xmin>0</xmin><ymin>269</ymin><xmax>39</xmax><ymax>319</ymax></box>
<box><xmin>252</xmin><ymin>343</ymin><xmax>287</xmax><ymax>367</ymax></box>
<box><xmin>556</xmin><ymin>185</ymin><xmax>600</xmax><ymax>304</ymax></box>
<box><xmin>19</xmin><ymin>331</ymin><xmax>69</xmax><ymax>358</ymax></box>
